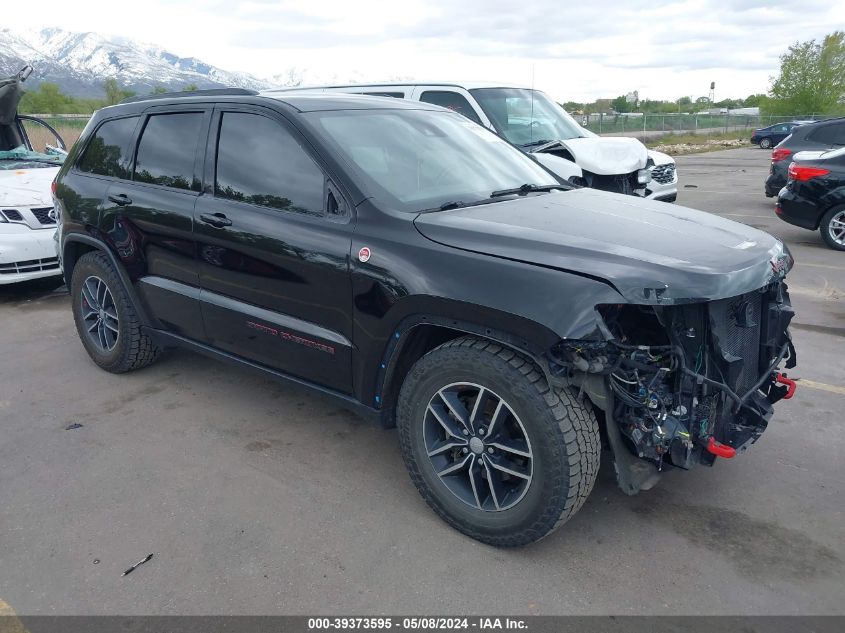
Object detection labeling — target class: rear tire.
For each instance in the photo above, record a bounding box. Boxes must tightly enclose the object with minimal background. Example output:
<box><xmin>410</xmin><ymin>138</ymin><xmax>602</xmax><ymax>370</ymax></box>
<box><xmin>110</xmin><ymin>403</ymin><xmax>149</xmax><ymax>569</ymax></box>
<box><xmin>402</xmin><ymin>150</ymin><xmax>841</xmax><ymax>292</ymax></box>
<box><xmin>759</xmin><ymin>137</ymin><xmax>772</xmax><ymax>149</ymax></box>
<box><xmin>819</xmin><ymin>205</ymin><xmax>845</xmax><ymax>251</ymax></box>
<box><xmin>71</xmin><ymin>251</ymin><xmax>161</xmax><ymax>373</ymax></box>
<box><xmin>397</xmin><ymin>336</ymin><xmax>600</xmax><ymax>546</ymax></box>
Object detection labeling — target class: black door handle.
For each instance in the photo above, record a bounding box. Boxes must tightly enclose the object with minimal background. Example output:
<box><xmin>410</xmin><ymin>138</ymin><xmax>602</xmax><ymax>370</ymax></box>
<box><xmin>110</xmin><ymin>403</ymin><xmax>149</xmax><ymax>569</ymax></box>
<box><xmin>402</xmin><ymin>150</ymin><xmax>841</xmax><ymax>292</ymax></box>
<box><xmin>199</xmin><ymin>212</ymin><xmax>232</xmax><ymax>228</ymax></box>
<box><xmin>108</xmin><ymin>193</ymin><xmax>132</xmax><ymax>206</ymax></box>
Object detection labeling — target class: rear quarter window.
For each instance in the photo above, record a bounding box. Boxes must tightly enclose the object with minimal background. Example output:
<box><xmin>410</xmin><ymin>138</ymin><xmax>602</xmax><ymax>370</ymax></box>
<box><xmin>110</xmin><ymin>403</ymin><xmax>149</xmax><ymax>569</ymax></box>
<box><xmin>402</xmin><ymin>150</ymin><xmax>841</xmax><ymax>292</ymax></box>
<box><xmin>134</xmin><ymin>112</ymin><xmax>204</xmax><ymax>191</ymax></box>
<box><xmin>77</xmin><ymin>116</ymin><xmax>139</xmax><ymax>178</ymax></box>
<box><xmin>808</xmin><ymin>122</ymin><xmax>845</xmax><ymax>146</ymax></box>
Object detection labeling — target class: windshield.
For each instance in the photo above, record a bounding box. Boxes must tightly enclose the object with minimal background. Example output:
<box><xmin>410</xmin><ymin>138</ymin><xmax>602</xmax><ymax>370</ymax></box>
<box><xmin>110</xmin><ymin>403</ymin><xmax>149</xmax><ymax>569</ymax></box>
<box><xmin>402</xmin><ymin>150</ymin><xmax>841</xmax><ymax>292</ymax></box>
<box><xmin>470</xmin><ymin>88</ymin><xmax>585</xmax><ymax>146</ymax></box>
<box><xmin>0</xmin><ymin>144</ymin><xmax>66</xmax><ymax>170</ymax></box>
<box><xmin>307</xmin><ymin>109</ymin><xmax>560</xmax><ymax>213</ymax></box>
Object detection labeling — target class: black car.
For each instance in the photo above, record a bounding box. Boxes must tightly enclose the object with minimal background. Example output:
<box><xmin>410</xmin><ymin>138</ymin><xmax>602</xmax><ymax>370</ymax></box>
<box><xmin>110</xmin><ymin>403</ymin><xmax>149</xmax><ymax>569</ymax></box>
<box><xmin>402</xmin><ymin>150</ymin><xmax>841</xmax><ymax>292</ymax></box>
<box><xmin>751</xmin><ymin>121</ymin><xmax>810</xmax><ymax>149</ymax></box>
<box><xmin>53</xmin><ymin>90</ymin><xmax>797</xmax><ymax>546</ymax></box>
<box><xmin>776</xmin><ymin>147</ymin><xmax>845</xmax><ymax>250</ymax></box>
<box><xmin>765</xmin><ymin>117</ymin><xmax>845</xmax><ymax>197</ymax></box>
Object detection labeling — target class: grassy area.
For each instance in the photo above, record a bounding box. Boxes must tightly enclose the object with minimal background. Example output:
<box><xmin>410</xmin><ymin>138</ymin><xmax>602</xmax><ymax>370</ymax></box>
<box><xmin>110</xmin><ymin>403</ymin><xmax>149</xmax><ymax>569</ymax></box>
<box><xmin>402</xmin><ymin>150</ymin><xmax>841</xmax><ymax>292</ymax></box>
<box><xmin>646</xmin><ymin>131</ymin><xmax>751</xmax><ymax>155</ymax></box>
<box><xmin>646</xmin><ymin>131</ymin><xmax>748</xmax><ymax>146</ymax></box>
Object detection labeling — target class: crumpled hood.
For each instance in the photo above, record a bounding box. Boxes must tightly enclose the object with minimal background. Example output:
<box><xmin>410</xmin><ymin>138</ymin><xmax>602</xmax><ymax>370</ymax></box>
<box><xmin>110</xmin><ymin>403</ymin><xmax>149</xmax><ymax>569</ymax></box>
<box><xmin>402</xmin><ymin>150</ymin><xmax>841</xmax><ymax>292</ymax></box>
<box><xmin>0</xmin><ymin>167</ymin><xmax>59</xmax><ymax>207</ymax></box>
<box><xmin>414</xmin><ymin>188</ymin><xmax>791</xmax><ymax>304</ymax></box>
<box><xmin>550</xmin><ymin>136</ymin><xmax>649</xmax><ymax>175</ymax></box>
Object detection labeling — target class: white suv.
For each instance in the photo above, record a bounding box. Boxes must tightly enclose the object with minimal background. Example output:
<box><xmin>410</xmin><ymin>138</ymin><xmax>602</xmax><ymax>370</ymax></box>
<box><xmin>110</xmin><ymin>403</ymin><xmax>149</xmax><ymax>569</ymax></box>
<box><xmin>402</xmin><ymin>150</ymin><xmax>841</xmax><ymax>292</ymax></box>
<box><xmin>1</xmin><ymin>67</ymin><xmax>66</xmax><ymax>284</ymax></box>
<box><xmin>264</xmin><ymin>82</ymin><xmax>678</xmax><ymax>202</ymax></box>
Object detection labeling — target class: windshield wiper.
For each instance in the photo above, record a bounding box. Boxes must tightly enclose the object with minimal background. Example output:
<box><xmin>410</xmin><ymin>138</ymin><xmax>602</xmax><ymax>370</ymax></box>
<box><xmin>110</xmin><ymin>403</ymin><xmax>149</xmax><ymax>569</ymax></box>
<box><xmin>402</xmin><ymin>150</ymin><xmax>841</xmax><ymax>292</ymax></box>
<box><xmin>519</xmin><ymin>139</ymin><xmax>554</xmax><ymax>148</ymax></box>
<box><xmin>419</xmin><ymin>197</ymin><xmax>514</xmax><ymax>214</ymax></box>
<box><xmin>489</xmin><ymin>183</ymin><xmax>565</xmax><ymax>198</ymax></box>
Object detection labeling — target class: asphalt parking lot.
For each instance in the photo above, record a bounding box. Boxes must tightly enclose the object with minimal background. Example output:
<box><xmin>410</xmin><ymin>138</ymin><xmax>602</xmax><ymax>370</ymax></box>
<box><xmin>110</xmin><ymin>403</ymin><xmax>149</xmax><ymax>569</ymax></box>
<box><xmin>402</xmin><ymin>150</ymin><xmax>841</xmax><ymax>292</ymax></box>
<box><xmin>1</xmin><ymin>147</ymin><xmax>843</xmax><ymax>616</ymax></box>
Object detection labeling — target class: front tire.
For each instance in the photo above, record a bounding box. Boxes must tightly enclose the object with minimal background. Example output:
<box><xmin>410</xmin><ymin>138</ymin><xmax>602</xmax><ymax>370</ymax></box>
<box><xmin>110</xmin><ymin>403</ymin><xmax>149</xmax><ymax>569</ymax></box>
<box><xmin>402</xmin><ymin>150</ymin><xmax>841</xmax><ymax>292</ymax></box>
<box><xmin>820</xmin><ymin>205</ymin><xmax>845</xmax><ymax>251</ymax></box>
<box><xmin>71</xmin><ymin>251</ymin><xmax>161</xmax><ymax>373</ymax></box>
<box><xmin>759</xmin><ymin>137</ymin><xmax>772</xmax><ymax>149</ymax></box>
<box><xmin>397</xmin><ymin>337</ymin><xmax>600</xmax><ymax>547</ymax></box>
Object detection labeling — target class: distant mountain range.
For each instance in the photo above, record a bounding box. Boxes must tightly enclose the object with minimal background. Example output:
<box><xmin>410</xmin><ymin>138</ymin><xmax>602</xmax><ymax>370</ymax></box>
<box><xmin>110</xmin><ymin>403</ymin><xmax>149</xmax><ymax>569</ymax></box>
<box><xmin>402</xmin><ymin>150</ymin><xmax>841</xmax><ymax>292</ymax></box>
<box><xmin>0</xmin><ymin>27</ymin><xmax>377</xmax><ymax>98</ymax></box>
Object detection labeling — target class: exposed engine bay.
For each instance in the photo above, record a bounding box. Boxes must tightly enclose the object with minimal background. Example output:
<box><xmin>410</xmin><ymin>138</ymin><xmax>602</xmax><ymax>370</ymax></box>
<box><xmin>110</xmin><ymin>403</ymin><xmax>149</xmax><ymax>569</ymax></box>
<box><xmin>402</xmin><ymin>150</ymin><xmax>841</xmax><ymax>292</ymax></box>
<box><xmin>550</xmin><ymin>280</ymin><xmax>796</xmax><ymax>493</ymax></box>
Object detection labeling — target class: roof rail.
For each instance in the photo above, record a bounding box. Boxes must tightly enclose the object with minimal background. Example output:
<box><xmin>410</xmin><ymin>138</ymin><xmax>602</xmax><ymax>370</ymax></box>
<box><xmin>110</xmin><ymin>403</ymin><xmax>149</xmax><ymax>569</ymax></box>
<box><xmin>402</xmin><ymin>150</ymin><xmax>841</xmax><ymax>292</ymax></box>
<box><xmin>119</xmin><ymin>88</ymin><xmax>259</xmax><ymax>104</ymax></box>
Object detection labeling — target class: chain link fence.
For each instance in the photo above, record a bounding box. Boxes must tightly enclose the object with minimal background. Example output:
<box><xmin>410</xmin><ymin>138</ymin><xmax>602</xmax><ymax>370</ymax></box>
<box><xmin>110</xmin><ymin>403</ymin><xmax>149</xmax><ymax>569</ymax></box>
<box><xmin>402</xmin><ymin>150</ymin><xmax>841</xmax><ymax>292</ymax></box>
<box><xmin>579</xmin><ymin>113</ymin><xmax>822</xmax><ymax>139</ymax></box>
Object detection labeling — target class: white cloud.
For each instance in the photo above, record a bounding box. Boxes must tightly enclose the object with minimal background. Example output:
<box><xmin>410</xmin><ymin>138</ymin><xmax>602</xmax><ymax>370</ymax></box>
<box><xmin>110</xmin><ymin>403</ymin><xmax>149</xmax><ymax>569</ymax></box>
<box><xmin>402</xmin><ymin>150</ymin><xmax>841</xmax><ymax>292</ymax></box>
<box><xmin>8</xmin><ymin>0</ymin><xmax>845</xmax><ymax>101</ymax></box>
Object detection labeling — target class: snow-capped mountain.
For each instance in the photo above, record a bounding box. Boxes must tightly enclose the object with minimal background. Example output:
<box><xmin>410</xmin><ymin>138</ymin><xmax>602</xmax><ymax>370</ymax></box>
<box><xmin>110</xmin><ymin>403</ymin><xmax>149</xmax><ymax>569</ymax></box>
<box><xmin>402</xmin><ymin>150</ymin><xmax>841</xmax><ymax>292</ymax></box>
<box><xmin>0</xmin><ymin>27</ymin><xmax>273</xmax><ymax>97</ymax></box>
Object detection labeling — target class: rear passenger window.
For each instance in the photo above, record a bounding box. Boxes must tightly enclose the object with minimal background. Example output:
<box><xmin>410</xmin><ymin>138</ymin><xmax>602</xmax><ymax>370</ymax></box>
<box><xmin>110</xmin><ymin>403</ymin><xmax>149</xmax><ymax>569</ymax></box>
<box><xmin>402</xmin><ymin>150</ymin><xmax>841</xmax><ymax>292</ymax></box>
<box><xmin>215</xmin><ymin>112</ymin><xmax>325</xmax><ymax>216</ymax></box>
<box><xmin>808</xmin><ymin>123</ymin><xmax>845</xmax><ymax>146</ymax></box>
<box><xmin>134</xmin><ymin>113</ymin><xmax>203</xmax><ymax>190</ymax></box>
<box><xmin>419</xmin><ymin>91</ymin><xmax>482</xmax><ymax>124</ymax></box>
<box><xmin>363</xmin><ymin>92</ymin><xmax>405</xmax><ymax>98</ymax></box>
<box><xmin>77</xmin><ymin>116</ymin><xmax>139</xmax><ymax>178</ymax></box>
<box><xmin>829</xmin><ymin>124</ymin><xmax>845</xmax><ymax>146</ymax></box>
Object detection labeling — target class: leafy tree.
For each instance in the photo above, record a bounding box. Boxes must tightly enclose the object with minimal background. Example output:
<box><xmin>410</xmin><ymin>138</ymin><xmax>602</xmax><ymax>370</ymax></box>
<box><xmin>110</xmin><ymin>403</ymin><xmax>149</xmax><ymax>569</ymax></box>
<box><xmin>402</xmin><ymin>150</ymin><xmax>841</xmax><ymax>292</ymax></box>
<box><xmin>743</xmin><ymin>94</ymin><xmax>767</xmax><ymax>107</ymax></box>
<box><xmin>767</xmin><ymin>31</ymin><xmax>845</xmax><ymax>115</ymax></box>
<box><xmin>182</xmin><ymin>83</ymin><xmax>199</xmax><ymax>92</ymax></box>
<box><xmin>103</xmin><ymin>78</ymin><xmax>135</xmax><ymax>105</ymax></box>
<box><xmin>150</xmin><ymin>86</ymin><xmax>168</xmax><ymax>94</ymax></box>
<box><xmin>611</xmin><ymin>95</ymin><xmax>631</xmax><ymax>113</ymax></box>
<box><xmin>17</xmin><ymin>82</ymin><xmax>73</xmax><ymax>114</ymax></box>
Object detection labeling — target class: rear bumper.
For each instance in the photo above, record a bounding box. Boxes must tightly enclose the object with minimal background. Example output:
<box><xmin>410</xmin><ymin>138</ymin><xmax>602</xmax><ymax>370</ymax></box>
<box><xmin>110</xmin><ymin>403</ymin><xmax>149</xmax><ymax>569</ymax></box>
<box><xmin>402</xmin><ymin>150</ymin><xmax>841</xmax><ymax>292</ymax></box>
<box><xmin>776</xmin><ymin>189</ymin><xmax>822</xmax><ymax>230</ymax></box>
<box><xmin>0</xmin><ymin>225</ymin><xmax>61</xmax><ymax>284</ymax></box>
<box><xmin>765</xmin><ymin>169</ymin><xmax>787</xmax><ymax>197</ymax></box>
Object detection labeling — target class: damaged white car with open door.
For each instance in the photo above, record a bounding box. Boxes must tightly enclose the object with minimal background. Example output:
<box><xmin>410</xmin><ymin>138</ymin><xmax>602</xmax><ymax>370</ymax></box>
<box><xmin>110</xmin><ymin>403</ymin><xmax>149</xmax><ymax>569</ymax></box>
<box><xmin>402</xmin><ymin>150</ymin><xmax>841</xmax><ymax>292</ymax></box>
<box><xmin>0</xmin><ymin>66</ymin><xmax>67</xmax><ymax>284</ymax></box>
<box><xmin>265</xmin><ymin>81</ymin><xmax>678</xmax><ymax>202</ymax></box>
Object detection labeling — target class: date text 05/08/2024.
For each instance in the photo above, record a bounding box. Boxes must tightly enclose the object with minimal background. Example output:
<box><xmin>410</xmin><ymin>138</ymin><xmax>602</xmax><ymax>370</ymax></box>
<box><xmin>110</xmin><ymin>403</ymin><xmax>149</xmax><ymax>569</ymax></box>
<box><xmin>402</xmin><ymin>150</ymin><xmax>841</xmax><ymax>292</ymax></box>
<box><xmin>307</xmin><ymin>617</ymin><xmax>528</xmax><ymax>630</ymax></box>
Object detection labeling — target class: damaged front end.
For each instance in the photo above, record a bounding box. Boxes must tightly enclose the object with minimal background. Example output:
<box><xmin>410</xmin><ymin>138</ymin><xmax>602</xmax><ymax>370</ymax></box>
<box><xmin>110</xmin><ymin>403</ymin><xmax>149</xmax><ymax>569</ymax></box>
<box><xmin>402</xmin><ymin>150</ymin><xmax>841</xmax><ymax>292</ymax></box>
<box><xmin>550</xmin><ymin>280</ymin><xmax>797</xmax><ymax>494</ymax></box>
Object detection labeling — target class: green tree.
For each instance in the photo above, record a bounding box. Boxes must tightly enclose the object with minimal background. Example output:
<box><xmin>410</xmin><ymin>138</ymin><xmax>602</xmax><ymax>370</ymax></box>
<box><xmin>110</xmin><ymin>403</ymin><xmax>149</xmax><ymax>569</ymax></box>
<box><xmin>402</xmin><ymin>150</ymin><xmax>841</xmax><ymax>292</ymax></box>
<box><xmin>17</xmin><ymin>82</ymin><xmax>73</xmax><ymax>114</ymax></box>
<box><xmin>767</xmin><ymin>31</ymin><xmax>845</xmax><ymax>115</ymax></box>
<box><xmin>611</xmin><ymin>95</ymin><xmax>631</xmax><ymax>113</ymax></box>
<box><xmin>103</xmin><ymin>78</ymin><xmax>136</xmax><ymax>105</ymax></box>
<box><xmin>182</xmin><ymin>83</ymin><xmax>199</xmax><ymax>92</ymax></box>
<box><xmin>150</xmin><ymin>86</ymin><xmax>168</xmax><ymax>94</ymax></box>
<box><xmin>743</xmin><ymin>93</ymin><xmax>767</xmax><ymax>107</ymax></box>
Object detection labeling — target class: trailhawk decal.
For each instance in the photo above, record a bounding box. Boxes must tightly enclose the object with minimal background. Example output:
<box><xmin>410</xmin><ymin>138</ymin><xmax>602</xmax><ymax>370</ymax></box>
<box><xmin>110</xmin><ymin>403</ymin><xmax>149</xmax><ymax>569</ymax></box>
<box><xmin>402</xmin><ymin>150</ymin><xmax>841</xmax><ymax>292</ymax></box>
<box><xmin>246</xmin><ymin>321</ymin><xmax>336</xmax><ymax>355</ymax></box>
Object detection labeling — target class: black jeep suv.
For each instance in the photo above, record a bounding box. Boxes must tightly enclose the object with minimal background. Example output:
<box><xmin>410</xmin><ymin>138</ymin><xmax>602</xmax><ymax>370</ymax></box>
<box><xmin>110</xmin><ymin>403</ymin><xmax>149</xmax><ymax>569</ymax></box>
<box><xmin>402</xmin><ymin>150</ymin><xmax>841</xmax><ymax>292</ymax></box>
<box><xmin>53</xmin><ymin>90</ymin><xmax>797</xmax><ymax>546</ymax></box>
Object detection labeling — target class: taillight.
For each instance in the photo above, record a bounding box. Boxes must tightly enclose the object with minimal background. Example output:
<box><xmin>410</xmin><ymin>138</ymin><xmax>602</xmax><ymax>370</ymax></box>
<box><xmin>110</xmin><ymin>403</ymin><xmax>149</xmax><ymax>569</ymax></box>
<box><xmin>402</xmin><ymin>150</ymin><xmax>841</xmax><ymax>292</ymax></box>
<box><xmin>771</xmin><ymin>147</ymin><xmax>792</xmax><ymax>162</ymax></box>
<box><xmin>51</xmin><ymin>180</ymin><xmax>57</xmax><ymax>195</ymax></box>
<box><xmin>788</xmin><ymin>163</ymin><xmax>830</xmax><ymax>181</ymax></box>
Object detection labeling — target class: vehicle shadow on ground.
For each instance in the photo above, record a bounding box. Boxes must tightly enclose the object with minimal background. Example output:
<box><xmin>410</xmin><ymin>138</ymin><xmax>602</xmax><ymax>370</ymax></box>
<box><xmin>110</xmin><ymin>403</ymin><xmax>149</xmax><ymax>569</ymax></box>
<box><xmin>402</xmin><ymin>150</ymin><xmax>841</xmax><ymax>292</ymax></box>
<box><xmin>0</xmin><ymin>277</ymin><xmax>67</xmax><ymax>305</ymax></box>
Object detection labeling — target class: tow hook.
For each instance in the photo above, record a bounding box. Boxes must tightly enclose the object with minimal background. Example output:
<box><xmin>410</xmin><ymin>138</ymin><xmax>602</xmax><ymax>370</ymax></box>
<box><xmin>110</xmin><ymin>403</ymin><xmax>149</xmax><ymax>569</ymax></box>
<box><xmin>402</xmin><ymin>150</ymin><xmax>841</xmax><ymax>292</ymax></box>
<box><xmin>706</xmin><ymin>437</ymin><xmax>736</xmax><ymax>459</ymax></box>
<box><xmin>775</xmin><ymin>373</ymin><xmax>797</xmax><ymax>399</ymax></box>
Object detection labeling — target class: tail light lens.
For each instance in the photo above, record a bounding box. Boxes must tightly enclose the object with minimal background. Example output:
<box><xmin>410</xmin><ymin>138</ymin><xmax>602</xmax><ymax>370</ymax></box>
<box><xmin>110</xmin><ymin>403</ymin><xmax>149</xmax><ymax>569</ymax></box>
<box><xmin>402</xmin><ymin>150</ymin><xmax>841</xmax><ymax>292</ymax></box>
<box><xmin>788</xmin><ymin>163</ymin><xmax>830</xmax><ymax>181</ymax></box>
<box><xmin>771</xmin><ymin>148</ymin><xmax>792</xmax><ymax>162</ymax></box>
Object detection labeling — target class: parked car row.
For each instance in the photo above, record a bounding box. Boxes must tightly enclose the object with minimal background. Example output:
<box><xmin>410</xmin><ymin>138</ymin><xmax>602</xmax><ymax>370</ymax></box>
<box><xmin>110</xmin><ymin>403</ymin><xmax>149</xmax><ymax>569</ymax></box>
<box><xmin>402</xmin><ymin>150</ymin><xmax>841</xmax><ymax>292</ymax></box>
<box><xmin>50</xmin><ymin>88</ymin><xmax>797</xmax><ymax>545</ymax></box>
<box><xmin>1</xmin><ymin>74</ymin><xmax>680</xmax><ymax>291</ymax></box>
<box><xmin>761</xmin><ymin>116</ymin><xmax>845</xmax><ymax>250</ymax></box>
